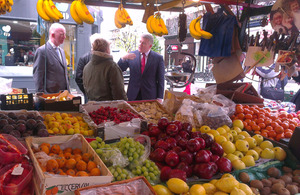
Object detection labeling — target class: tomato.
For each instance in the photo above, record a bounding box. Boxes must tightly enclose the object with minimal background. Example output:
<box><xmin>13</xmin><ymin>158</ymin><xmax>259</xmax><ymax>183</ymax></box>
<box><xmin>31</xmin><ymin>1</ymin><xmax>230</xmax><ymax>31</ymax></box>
<box><xmin>284</xmin><ymin>130</ymin><xmax>293</xmax><ymax>138</ymax></box>
<box><xmin>266</xmin><ymin>126</ymin><xmax>273</xmax><ymax>131</ymax></box>
<box><xmin>268</xmin><ymin>130</ymin><xmax>277</xmax><ymax>138</ymax></box>
<box><xmin>245</xmin><ymin>125</ymin><xmax>252</xmax><ymax>131</ymax></box>
<box><xmin>281</xmin><ymin>122</ymin><xmax>289</xmax><ymax>130</ymax></box>
<box><xmin>289</xmin><ymin>124</ymin><xmax>296</xmax><ymax>131</ymax></box>
<box><xmin>252</xmin><ymin>125</ymin><xmax>261</xmax><ymax>131</ymax></box>
<box><xmin>237</xmin><ymin>113</ymin><xmax>245</xmax><ymax>120</ymax></box>
<box><xmin>261</xmin><ymin>132</ymin><xmax>268</xmax><ymax>138</ymax></box>
<box><xmin>257</xmin><ymin>118</ymin><xmax>265</xmax><ymax>124</ymax></box>
<box><xmin>271</xmin><ymin>122</ymin><xmax>279</xmax><ymax>128</ymax></box>
<box><xmin>236</xmin><ymin>106</ymin><xmax>244</xmax><ymax>114</ymax></box>
<box><xmin>275</xmin><ymin>133</ymin><xmax>284</xmax><ymax>141</ymax></box>
<box><xmin>254</xmin><ymin>131</ymin><xmax>261</xmax><ymax>135</ymax></box>
<box><xmin>258</xmin><ymin>123</ymin><xmax>266</xmax><ymax>129</ymax></box>
<box><xmin>275</xmin><ymin>125</ymin><xmax>284</xmax><ymax>134</ymax></box>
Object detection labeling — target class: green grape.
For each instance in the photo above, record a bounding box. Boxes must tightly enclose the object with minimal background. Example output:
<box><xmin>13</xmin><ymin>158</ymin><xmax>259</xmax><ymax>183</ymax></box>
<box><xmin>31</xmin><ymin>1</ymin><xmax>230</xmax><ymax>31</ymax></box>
<box><xmin>145</xmin><ymin>162</ymin><xmax>150</xmax><ymax>168</ymax></box>
<box><xmin>143</xmin><ymin>172</ymin><xmax>149</xmax><ymax>177</ymax></box>
<box><xmin>117</xmin><ymin>167</ymin><xmax>122</xmax><ymax>174</ymax></box>
<box><xmin>121</xmin><ymin>174</ymin><xmax>126</xmax><ymax>179</ymax></box>
<box><xmin>146</xmin><ymin>176</ymin><xmax>151</xmax><ymax>181</ymax></box>
<box><xmin>153</xmin><ymin>170</ymin><xmax>159</xmax><ymax>176</ymax></box>
<box><xmin>149</xmin><ymin>167</ymin><xmax>154</xmax><ymax>172</ymax></box>
<box><xmin>127</xmin><ymin>175</ymin><xmax>131</xmax><ymax>179</ymax></box>
<box><xmin>133</xmin><ymin>153</ymin><xmax>139</xmax><ymax>159</ymax></box>
<box><xmin>96</xmin><ymin>137</ymin><xmax>102</xmax><ymax>143</ymax></box>
<box><xmin>117</xmin><ymin>176</ymin><xmax>122</xmax><ymax>181</ymax></box>
<box><xmin>128</xmin><ymin>157</ymin><xmax>133</xmax><ymax>161</ymax></box>
<box><xmin>113</xmin><ymin>172</ymin><xmax>118</xmax><ymax>177</ymax></box>
<box><xmin>142</xmin><ymin>166</ymin><xmax>147</xmax><ymax>172</ymax></box>
<box><xmin>136</xmin><ymin>169</ymin><xmax>141</xmax><ymax>175</ymax></box>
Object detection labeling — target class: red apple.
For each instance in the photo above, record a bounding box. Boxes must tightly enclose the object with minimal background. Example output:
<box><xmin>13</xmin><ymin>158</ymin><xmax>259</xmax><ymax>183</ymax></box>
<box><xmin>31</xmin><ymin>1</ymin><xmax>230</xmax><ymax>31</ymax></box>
<box><xmin>195</xmin><ymin>150</ymin><xmax>211</xmax><ymax>163</ymax></box>
<box><xmin>178</xmin><ymin>131</ymin><xmax>190</xmax><ymax>140</ymax></box>
<box><xmin>201</xmin><ymin>133</ymin><xmax>214</xmax><ymax>148</ymax></box>
<box><xmin>208</xmin><ymin>161</ymin><xmax>218</xmax><ymax>174</ymax></box>
<box><xmin>166</xmin><ymin>124</ymin><xmax>179</xmax><ymax>136</ymax></box>
<box><xmin>165</xmin><ymin>150</ymin><xmax>179</xmax><ymax>167</ymax></box>
<box><xmin>152</xmin><ymin>148</ymin><xmax>167</xmax><ymax>162</ymax></box>
<box><xmin>166</xmin><ymin>137</ymin><xmax>177</xmax><ymax>148</ymax></box>
<box><xmin>169</xmin><ymin>168</ymin><xmax>187</xmax><ymax>181</ymax></box>
<box><xmin>157</xmin><ymin>132</ymin><xmax>169</xmax><ymax>141</ymax></box>
<box><xmin>172</xmin><ymin>121</ymin><xmax>183</xmax><ymax>131</ymax></box>
<box><xmin>216</xmin><ymin>157</ymin><xmax>232</xmax><ymax>173</ymax></box>
<box><xmin>172</xmin><ymin>146</ymin><xmax>183</xmax><ymax>154</ymax></box>
<box><xmin>149</xmin><ymin>125</ymin><xmax>161</xmax><ymax>137</ymax></box>
<box><xmin>190</xmin><ymin>131</ymin><xmax>202</xmax><ymax>138</ymax></box>
<box><xmin>160</xmin><ymin>166</ymin><xmax>172</xmax><ymax>181</ymax></box>
<box><xmin>210</xmin><ymin>142</ymin><xmax>224</xmax><ymax>157</ymax></box>
<box><xmin>179</xmin><ymin>150</ymin><xmax>194</xmax><ymax>164</ymax></box>
<box><xmin>174</xmin><ymin>135</ymin><xmax>182</xmax><ymax>142</ymax></box>
<box><xmin>155</xmin><ymin>162</ymin><xmax>166</xmax><ymax>170</ymax></box>
<box><xmin>193</xmin><ymin>163</ymin><xmax>215</xmax><ymax>179</ymax></box>
<box><xmin>157</xmin><ymin>117</ymin><xmax>169</xmax><ymax>131</ymax></box>
<box><xmin>150</xmin><ymin>137</ymin><xmax>157</xmax><ymax>147</ymax></box>
<box><xmin>177</xmin><ymin>138</ymin><xmax>187</xmax><ymax>150</ymax></box>
<box><xmin>154</xmin><ymin>140</ymin><xmax>170</xmax><ymax>151</ymax></box>
<box><xmin>186</xmin><ymin>139</ymin><xmax>201</xmax><ymax>153</ymax></box>
<box><xmin>210</xmin><ymin>154</ymin><xmax>220</xmax><ymax>162</ymax></box>
<box><xmin>141</xmin><ymin>131</ymin><xmax>150</xmax><ymax>136</ymax></box>
<box><xmin>182</xmin><ymin>122</ymin><xmax>192</xmax><ymax>132</ymax></box>
<box><xmin>194</xmin><ymin>137</ymin><xmax>206</xmax><ymax>150</ymax></box>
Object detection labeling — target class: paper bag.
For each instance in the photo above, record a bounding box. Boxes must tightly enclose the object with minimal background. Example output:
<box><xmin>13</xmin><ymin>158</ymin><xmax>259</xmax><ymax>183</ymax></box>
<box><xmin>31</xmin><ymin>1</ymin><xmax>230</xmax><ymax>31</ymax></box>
<box><xmin>244</xmin><ymin>46</ymin><xmax>275</xmax><ymax>67</ymax></box>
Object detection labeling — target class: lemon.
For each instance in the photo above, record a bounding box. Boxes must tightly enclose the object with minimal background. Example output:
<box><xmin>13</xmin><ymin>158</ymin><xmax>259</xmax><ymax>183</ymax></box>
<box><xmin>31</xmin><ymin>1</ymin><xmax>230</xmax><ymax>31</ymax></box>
<box><xmin>241</xmin><ymin>155</ymin><xmax>255</xmax><ymax>167</ymax></box>
<box><xmin>222</xmin><ymin>141</ymin><xmax>236</xmax><ymax>154</ymax></box>
<box><xmin>209</xmin><ymin>130</ymin><xmax>220</xmax><ymax>138</ymax></box>
<box><xmin>235</xmin><ymin>140</ymin><xmax>249</xmax><ymax>152</ymax></box>
<box><xmin>215</xmin><ymin>135</ymin><xmax>227</xmax><ymax>145</ymax></box>
<box><xmin>200</xmin><ymin>125</ymin><xmax>211</xmax><ymax>133</ymax></box>
<box><xmin>216</xmin><ymin>127</ymin><xmax>226</xmax><ymax>135</ymax></box>
<box><xmin>231</xmin><ymin>159</ymin><xmax>246</xmax><ymax>170</ymax></box>
<box><xmin>222</xmin><ymin>125</ymin><xmax>231</xmax><ymax>132</ymax></box>
<box><xmin>259</xmin><ymin>140</ymin><xmax>274</xmax><ymax>149</ymax></box>
<box><xmin>244</xmin><ymin>137</ymin><xmax>257</xmax><ymax>149</ymax></box>
<box><xmin>210</xmin><ymin>179</ymin><xmax>218</xmax><ymax>185</ymax></box>
<box><xmin>230</xmin><ymin>187</ymin><xmax>246</xmax><ymax>195</ymax></box>
<box><xmin>238</xmin><ymin>131</ymin><xmax>250</xmax><ymax>138</ymax></box>
<box><xmin>222</xmin><ymin>133</ymin><xmax>233</xmax><ymax>142</ymax></box>
<box><xmin>213</xmin><ymin>192</ymin><xmax>228</xmax><ymax>195</ymax></box>
<box><xmin>221</xmin><ymin>173</ymin><xmax>234</xmax><ymax>179</ymax></box>
<box><xmin>203</xmin><ymin>183</ymin><xmax>217</xmax><ymax>194</ymax></box>
<box><xmin>225</xmin><ymin>153</ymin><xmax>239</xmax><ymax>162</ymax></box>
<box><xmin>232</xmin><ymin>119</ymin><xmax>244</xmax><ymax>130</ymax></box>
<box><xmin>166</xmin><ymin>178</ymin><xmax>189</xmax><ymax>194</ymax></box>
<box><xmin>189</xmin><ymin>184</ymin><xmax>206</xmax><ymax>195</ymax></box>
<box><xmin>238</xmin><ymin>183</ymin><xmax>252</xmax><ymax>195</ymax></box>
<box><xmin>152</xmin><ymin>185</ymin><xmax>174</xmax><ymax>195</ymax></box>
<box><xmin>215</xmin><ymin>177</ymin><xmax>239</xmax><ymax>193</ymax></box>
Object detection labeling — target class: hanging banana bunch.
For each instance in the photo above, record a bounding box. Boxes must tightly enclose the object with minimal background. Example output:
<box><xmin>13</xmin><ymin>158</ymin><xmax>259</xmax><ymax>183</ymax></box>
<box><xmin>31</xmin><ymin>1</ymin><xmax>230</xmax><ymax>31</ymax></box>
<box><xmin>114</xmin><ymin>4</ymin><xmax>133</xmax><ymax>29</ymax></box>
<box><xmin>146</xmin><ymin>12</ymin><xmax>168</xmax><ymax>37</ymax></box>
<box><xmin>189</xmin><ymin>15</ymin><xmax>213</xmax><ymax>40</ymax></box>
<box><xmin>36</xmin><ymin>0</ymin><xmax>63</xmax><ymax>22</ymax></box>
<box><xmin>0</xmin><ymin>0</ymin><xmax>14</xmax><ymax>15</ymax></box>
<box><xmin>73</xmin><ymin>0</ymin><xmax>94</xmax><ymax>24</ymax></box>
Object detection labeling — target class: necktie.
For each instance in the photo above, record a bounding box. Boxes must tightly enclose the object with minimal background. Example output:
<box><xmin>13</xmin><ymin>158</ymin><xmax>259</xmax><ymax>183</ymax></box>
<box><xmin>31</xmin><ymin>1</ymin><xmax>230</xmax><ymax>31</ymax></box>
<box><xmin>141</xmin><ymin>53</ymin><xmax>146</xmax><ymax>73</ymax></box>
<box><xmin>56</xmin><ymin>47</ymin><xmax>62</xmax><ymax>62</ymax></box>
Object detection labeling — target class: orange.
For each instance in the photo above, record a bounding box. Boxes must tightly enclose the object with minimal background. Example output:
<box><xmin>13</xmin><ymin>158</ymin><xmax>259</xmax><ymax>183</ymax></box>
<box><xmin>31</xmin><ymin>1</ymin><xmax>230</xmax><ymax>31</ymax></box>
<box><xmin>46</xmin><ymin>159</ymin><xmax>59</xmax><ymax>173</ymax></box>
<box><xmin>82</xmin><ymin>153</ymin><xmax>92</xmax><ymax>163</ymax></box>
<box><xmin>73</xmin><ymin>148</ymin><xmax>82</xmax><ymax>155</ymax></box>
<box><xmin>76</xmin><ymin>171</ymin><xmax>89</xmax><ymax>177</ymax></box>
<box><xmin>90</xmin><ymin>168</ymin><xmax>101</xmax><ymax>176</ymax></box>
<box><xmin>64</xmin><ymin>152</ymin><xmax>73</xmax><ymax>160</ymax></box>
<box><xmin>65</xmin><ymin>158</ymin><xmax>76</xmax><ymax>169</ymax></box>
<box><xmin>76</xmin><ymin>160</ymin><xmax>87</xmax><ymax>171</ymax></box>
<box><xmin>40</xmin><ymin>145</ymin><xmax>50</xmax><ymax>155</ymax></box>
<box><xmin>74</xmin><ymin>154</ymin><xmax>82</xmax><ymax>162</ymax></box>
<box><xmin>40</xmin><ymin>143</ymin><xmax>50</xmax><ymax>149</ymax></box>
<box><xmin>87</xmin><ymin>161</ymin><xmax>97</xmax><ymax>172</ymax></box>
<box><xmin>63</xmin><ymin>147</ymin><xmax>72</xmax><ymax>154</ymax></box>
<box><xmin>57</xmin><ymin>169</ymin><xmax>64</xmax><ymax>175</ymax></box>
<box><xmin>50</xmin><ymin>144</ymin><xmax>61</xmax><ymax>154</ymax></box>
<box><xmin>66</xmin><ymin>169</ymin><xmax>76</xmax><ymax>176</ymax></box>
<box><xmin>56</xmin><ymin>157</ymin><xmax>66</xmax><ymax>168</ymax></box>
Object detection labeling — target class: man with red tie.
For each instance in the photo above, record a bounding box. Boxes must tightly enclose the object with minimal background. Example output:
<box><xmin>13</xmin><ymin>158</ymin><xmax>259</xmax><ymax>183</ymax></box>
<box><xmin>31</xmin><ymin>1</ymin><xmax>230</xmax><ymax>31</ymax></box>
<box><xmin>118</xmin><ymin>34</ymin><xmax>165</xmax><ymax>101</ymax></box>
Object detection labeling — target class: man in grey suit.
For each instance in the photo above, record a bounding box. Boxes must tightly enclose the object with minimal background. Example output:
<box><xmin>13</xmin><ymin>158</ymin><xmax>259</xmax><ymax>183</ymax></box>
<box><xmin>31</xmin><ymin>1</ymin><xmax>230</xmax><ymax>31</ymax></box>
<box><xmin>33</xmin><ymin>23</ymin><xmax>69</xmax><ymax>93</ymax></box>
<box><xmin>118</xmin><ymin>34</ymin><xmax>165</xmax><ymax>101</ymax></box>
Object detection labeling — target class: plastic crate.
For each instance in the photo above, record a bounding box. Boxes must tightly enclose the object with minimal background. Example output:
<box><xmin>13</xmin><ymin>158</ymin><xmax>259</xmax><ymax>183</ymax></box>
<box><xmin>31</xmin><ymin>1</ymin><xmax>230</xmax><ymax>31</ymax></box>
<box><xmin>0</xmin><ymin>93</ymin><xmax>34</xmax><ymax>110</ymax></box>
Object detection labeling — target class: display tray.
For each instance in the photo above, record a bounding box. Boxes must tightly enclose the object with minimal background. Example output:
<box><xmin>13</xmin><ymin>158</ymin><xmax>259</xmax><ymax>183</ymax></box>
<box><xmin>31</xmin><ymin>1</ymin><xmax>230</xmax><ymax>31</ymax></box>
<box><xmin>128</xmin><ymin>99</ymin><xmax>174</xmax><ymax>124</ymax></box>
<box><xmin>26</xmin><ymin>134</ymin><xmax>113</xmax><ymax>195</ymax></box>
<box><xmin>80</xmin><ymin>100</ymin><xmax>147</xmax><ymax>140</ymax></box>
<box><xmin>1</xmin><ymin>93</ymin><xmax>34</xmax><ymax>110</ymax></box>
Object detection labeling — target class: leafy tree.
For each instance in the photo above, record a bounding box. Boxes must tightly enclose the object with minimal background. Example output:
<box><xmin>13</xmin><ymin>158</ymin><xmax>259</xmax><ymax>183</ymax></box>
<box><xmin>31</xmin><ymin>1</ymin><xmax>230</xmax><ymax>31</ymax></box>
<box><xmin>151</xmin><ymin>35</ymin><xmax>163</xmax><ymax>54</ymax></box>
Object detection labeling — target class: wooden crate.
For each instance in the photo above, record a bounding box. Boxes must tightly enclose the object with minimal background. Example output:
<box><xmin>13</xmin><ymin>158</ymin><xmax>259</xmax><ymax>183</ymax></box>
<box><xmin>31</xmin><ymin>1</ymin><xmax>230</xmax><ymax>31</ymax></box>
<box><xmin>74</xmin><ymin>176</ymin><xmax>156</xmax><ymax>195</ymax></box>
<box><xmin>128</xmin><ymin>99</ymin><xmax>174</xmax><ymax>124</ymax></box>
<box><xmin>25</xmin><ymin>134</ymin><xmax>113</xmax><ymax>195</ymax></box>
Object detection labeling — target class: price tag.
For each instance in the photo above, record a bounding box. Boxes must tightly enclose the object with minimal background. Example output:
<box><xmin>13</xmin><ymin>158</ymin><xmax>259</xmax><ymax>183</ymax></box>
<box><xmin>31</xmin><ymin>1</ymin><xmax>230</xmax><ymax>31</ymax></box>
<box><xmin>12</xmin><ymin>164</ymin><xmax>24</xmax><ymax>176</ymax></box>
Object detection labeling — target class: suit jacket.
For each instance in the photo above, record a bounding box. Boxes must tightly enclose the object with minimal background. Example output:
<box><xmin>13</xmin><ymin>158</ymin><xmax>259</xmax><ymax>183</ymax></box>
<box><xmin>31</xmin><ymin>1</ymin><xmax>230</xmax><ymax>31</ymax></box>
<box><xmin>118</xmin><ymin>50</ymin><xmax>165</xmax><ymax>101</ymax></box>
<box><xmin>33</xmin><ymin>42</ymin><xmax>69</xmax><ymax>93</ymax></box>
<box><xmin>75</xmin><ymin>52</ymin><xmax>92</xmax><ymax>94</ymax></box>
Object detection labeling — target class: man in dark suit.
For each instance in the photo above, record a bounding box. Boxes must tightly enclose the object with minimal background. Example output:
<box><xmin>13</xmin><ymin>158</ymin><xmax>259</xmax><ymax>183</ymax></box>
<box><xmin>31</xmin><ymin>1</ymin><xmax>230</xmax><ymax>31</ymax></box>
<box><xmin>118</xmin><ymin>34</ymin><xmax>165</xmax><ymax>101</ymax></box>
<box><xmin>33</xmin><ymin>23</ymin><xmax>69</xmax><ymax>93</ymax></box>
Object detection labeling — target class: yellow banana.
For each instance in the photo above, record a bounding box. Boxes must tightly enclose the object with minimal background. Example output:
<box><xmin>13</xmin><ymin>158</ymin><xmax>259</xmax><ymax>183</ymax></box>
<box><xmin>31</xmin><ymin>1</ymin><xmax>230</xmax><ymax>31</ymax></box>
<box><xmin>199</xmin><ymin>28</ymin><xmax>213</xmax><ymax>39</ymax></box>
<box><xmin>146</xmin><ymin>15</ymin><xmax>154</xmax><ymax>34</ymax></box>
<box><xmin>49</xmin><ymin>0</ymin><xmax>63</xmax><ymax>19</ymax></box>
<box><xmin>122</xmin><ymin>8</ymin><xmax>132</xmax><ymax>25</ymax></box>
<box><xmin>6</xmin><ymin>0</ymin><xmax>13</xmax><ymax>6</ymax></box>
<box><xmin>151</xmin><ymin>15</ymin><xmax>163</xmax><ymax>36</ymax></box>
<box><xmin>115</xmin><ymin>6</ymin><xmax>127</xmax><ymax>25</ymax></box>
<box><xmin>6</xmin><ymin>5</ymin><xmax>11</xmax><ymax>12</ymax></box>
<box><xmin>189</xmin><ymin>18</ymin><xmax>201</xmax><ymax>40</ymax></box>
<box><xmin>114</xmin><ymin>13</ymin><xmax>124</xmax><ymax>29</ymax></box>
<box><xmin>193</xmin><ymin>16</ymin><xmax>213</xmax><ymax>39</ymax></box>
<box><xmin>159</xmin><ymin>17</ymin><xmax>168</xmax><ymax>35</ymax></box>
<box><xmin>44</xmin><ymin>0</ymin><xmax>60</xmax><ymax>21</ymax></box>
<box><xmin>75</xmin><ymin>0</ymin><xmax>94</xmax><ymax>24</ymax></box>
<box><xmin>70</xmin><ymin>0</ymin><xmax>83</xmax><ymax>24</ymax></box>
<box><xmin>36</xmin><ymin>0</ymin><xmax>51</xmax><ymax>21</ymax></box>
<box><xmin>194</xmin><ymin>16</ymin><xmax>202</xmax><ymax>33</ymax></box>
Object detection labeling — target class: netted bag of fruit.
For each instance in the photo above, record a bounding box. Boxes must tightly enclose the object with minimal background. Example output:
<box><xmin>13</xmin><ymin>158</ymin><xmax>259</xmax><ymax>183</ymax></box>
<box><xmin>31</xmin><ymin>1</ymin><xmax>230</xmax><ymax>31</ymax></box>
<box><xmin>175</xmin><ymin>99</ymin><xmax>197</xmax><ymax>127</ymax></box>
<box><xmin>99</xmin><ymin>148</ymin><xmax>129</xmax><ymax>168</ymax></box>
<box><xmin>200</xmin><ymin>103</ymin><xmax>232</xmax><ymax>129</ymax></box>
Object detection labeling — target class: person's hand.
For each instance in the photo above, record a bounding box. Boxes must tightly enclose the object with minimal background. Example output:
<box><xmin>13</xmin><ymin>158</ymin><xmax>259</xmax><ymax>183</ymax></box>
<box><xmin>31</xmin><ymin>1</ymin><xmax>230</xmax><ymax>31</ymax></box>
<box><xmin>122</xmin><ymin>53</ymin><xmax>136</xmax><ymax>60</ymax></box>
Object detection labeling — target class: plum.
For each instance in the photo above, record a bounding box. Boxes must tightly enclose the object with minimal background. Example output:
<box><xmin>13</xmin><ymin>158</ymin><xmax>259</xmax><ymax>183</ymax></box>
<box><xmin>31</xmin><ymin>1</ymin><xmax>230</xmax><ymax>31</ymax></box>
<box><xmin>0</xmin><ymin>113</ymin><xmax>5</xmax><ymax>119</ymax></box>
<box><xmin>35</xmin><ymin>115</ymin><xmax>44</xmax><ymax>121</ymax></box>
<box><xmin>7</xmin><ymin>112</ymin><xmax>17</xmax><ymax>119</ymax></box>
<box><xmin>16</xmin><ymin>120</ymin><xmax>26</xmax><ymax>124</ymax></box>
<box><xmin>2</xmin><ymin>124</ymin><xmax>14</xmax><ymax>134</ymax></box>
<box><xmin>17</xmin><ymin>114</ymin><xmax>27</xmax><ymax>121</ymax></box>
<box><xmin>0</xmin><ymin>119</ymin><xmax>9</xmax><ymax>128</ymax></box>
<box><xmin>16</xmin><ymin>123</ymin><xmax>26</xmax><ymax>133</ymax></box>
<box><xmin>26</xmin><ymin>119</ymin><xmax>37</xmax><ymax>130</ymax></box>
<box><xmin>26</xmin><ymin>130</ymin><xmax>33</xmax><ymax>136</ymax></box>
<box><xmin>10</xmin><ymin>130</ymin><xmax>21</xmax><ymax>138</ymax></box>
<box><xmin>7</xmin><ymin>118</ymin><xmax>16</xmax><ymax>125</ymax></box>
<box><xmin>35</xmin><ymin>122</ymin><xmax>46</xmax><ymax>131</ymax></box>
<box><xmin>26</xmin><ymin>113</ymin><xmax>35</xmax><ymax>119</ymax></box>
<box><xmin>37</xmin><ymin>129</ymin><xmax>49</xmax><ymax>137</ymax></box>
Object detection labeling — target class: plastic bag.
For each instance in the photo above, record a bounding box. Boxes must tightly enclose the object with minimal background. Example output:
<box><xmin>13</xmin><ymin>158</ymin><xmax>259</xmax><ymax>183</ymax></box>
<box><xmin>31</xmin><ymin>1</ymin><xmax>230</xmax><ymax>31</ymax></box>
<box><xmin>99</xmin><ymin>148</ymin><xmax>129</xmax><ymax>168</ymax></box>
<box><xmin>175</xmin><ymin>99</ymin><xmax>197</xmax><ymax>127</ymax></box>
<box><xmin>104</xmin><ymin>118</ymin><xmax>141</xmax><ymax>140</ymax></box>
<box><xmin>212</xmin><ymin>94</ymin><xmax>236</xmax><ymax>116</ymax></box>
<box><xmin>198</xmin><ymin>103</ymin><xmax>232</xmax><ymax>129</ymax></box>
<box><xmin>196</xmin><ymin>85</ymin><xmax>217</xmax><ymax>103</ymax></box>
<box><xmin>0</xmin><ymin>77</ymin><xmax>12</xmax><ymax>94</ymax></box>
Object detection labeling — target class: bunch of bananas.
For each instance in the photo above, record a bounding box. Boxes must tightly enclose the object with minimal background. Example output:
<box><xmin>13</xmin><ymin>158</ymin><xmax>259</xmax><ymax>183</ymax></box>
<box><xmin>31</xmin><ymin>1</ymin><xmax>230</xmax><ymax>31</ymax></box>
<box><xmin>146</xmin><ymin>12</ymin><xmax>168</xmax><ymax>37</ymax></box>
<box><xmin>114</xmin><ymin>4</ymin><xmax>133</xmax><ymax>29</ymax></box>
<box><xmin>189</xmin><ymin>16</ymin><xmax>213</xmax><ymax>40</ymax></box>
<box><xmin>36</xmin><ymin>0</ymin><xmax>63</xmax><ymax>22</ymax></box>
<box><xmin>0</xmin><ymin>0</ymin><xmax>14</xmax><ymax>15</ymax></box>
<box><xmin>70</xmin><ymin>0</ymin><xmax>94</xmax><ymax>25</ymax></box>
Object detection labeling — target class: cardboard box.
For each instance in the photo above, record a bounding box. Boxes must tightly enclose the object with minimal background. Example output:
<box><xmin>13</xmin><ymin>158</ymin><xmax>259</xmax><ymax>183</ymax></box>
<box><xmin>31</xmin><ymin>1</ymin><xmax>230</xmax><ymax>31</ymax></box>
<box><xmin>80</xmin><ymin>100</ymin><xmax>147</xmax><ymax>140</ymax></box>
<box><xmin>25</xmin><ymin>134</ymin><xmax>113</xmax><ymax>195</ymax></box>
<box><xmin>128</xmin><ymin>99</ymin><xmax>174</xmax><ymax>124</ymax></box>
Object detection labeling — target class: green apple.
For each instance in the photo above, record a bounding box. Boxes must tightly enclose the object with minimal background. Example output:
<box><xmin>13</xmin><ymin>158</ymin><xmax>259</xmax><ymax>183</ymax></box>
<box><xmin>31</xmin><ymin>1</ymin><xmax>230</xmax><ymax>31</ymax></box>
<box><xmin>231</xmin><ymin>126</ymin><xmax>242</xmax><ymax>133</ymax></box>
<box><xmin>208</xmin><ymin>130</ymin><xmax>220</xmax><ymax>138</ymax></box>
<box><xmin>215</xmin><ymin>135</ymin><xmax>227</xmax><ymax>145</ymax></box>
<box><xmin>233</xmin><ymin>151</ymin><xmax>244</xmax><ymax>159</ymax></box>
<box><xmin>260</xmin><ymin>148</ymin><xmax>275</xmax><ymax>159</ymax></box>
<box><xmin>253</xmin><ymin>146</ymin><xmax>263</xmax><ymax>156</ymax></box>
<box><xmin>223</xmin><ymin>133</ymin><xmax>234</xmax><ymax>142</ymax></box>
<box><xmin>230</xmin><ymin>130</ymin><xmax>238</xmax><ymax>137</ymax></box>
<box><xmin>226</xmin><ymin>153</ymin><xmax>239</xmax><ymax>162</ymax></box>
<box><xmin>241</xmin><ymin>155</ymin><xmax>255</xmax><ymax>167</ymax></box>
<box><xmin>244</xmin><ymin>137</ymin><xmax>257</xmax><ymax>149</ymax></box>
<box><xmin>239</xmin><ymin>131</ymin><xmax>251</xmax><ymax>138</ymax></box>
<box><xmin>222</xmin><ymin>141</ymin><xmax>236</xmax><ymax>154</ymax></box>
<box><xmin>260</xmin><ymin>140</ymin><xmax>274</xmax><ymax>150</ymax></box>
<box><xmin>216</xmin><ymin>127</ymin><xmax>227</xmax><ymax>135</ymax></box>
<box><xmin>272</xmin><ymin>147</ymin><xmax>287</xmax><ymax>161</ymax></box>
<box><xmin>235</xmin><ymin>140</ymin><xmax>249</xmax><ymax>152</ymax></box>
<box><xmin>246</xmin><ymin>149</ymin><xmax>259</xmax><ymax>161</ymax></box>
<box><xmin>233</xmin><ymin>119</ymin><xmax>244</xmax><ymax>130</ymax></box>
<box><xmin>232</xmin><ymin>159</ymin><xmax>246</xmax><ymax>170</ymax></box>
<box><xmin>252</xmin><ymin>134</ymin><xmax>264</xmax><ymax>145</ymax></box>
<box><xmin>200</xmin><ymin>125</ymin><xmax>211</xmax><ymax>133</ymax></box>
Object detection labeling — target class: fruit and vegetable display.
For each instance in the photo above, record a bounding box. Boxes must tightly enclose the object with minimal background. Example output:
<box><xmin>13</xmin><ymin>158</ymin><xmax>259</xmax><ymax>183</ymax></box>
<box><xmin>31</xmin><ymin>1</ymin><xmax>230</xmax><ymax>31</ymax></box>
<box><xmin>232</xmin><ymin>104</ymin><xmax>300</xmax><ymax>141</ymax></box>
<box><xmin>32</xmin><ymin>143</ymin><xmax>101</xmax><ymax>177</ymax></box>
<box><xmin>114</xmin><ymin>4</ymin><xmax>133</xmax><ymax>29</ymax></box>
<box><xmin>0</xmin><ymin>0</ymin><xmax>13</xmax><ymax>15</ymax></box>
<box><xmin>146</xmin><ymin>12</ymin><xmax>168</xmax><ymax>37</ymax></box>
<box><xmin>41</xmin><ymin>112</ymin><xmax>94</xmax><ymax>136</ymax></box>
<box><xmin>88</xmin><ymin>106</ymin><xmax>141</xmax><ymax>125</ymax></box>
<box><xmin>0</xmin><ymin>111</ymin><xmax>49</xmax><ymax>138</ymax></box>
<box><xmin>129</xmin><ymin>101</ymin><xmax>173</xmax><ymax>124</ymax></box>
<box><xmin>90</xmin><ymin>136</ymin><xmax>160</xmax><ymax>184</ymax></box>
